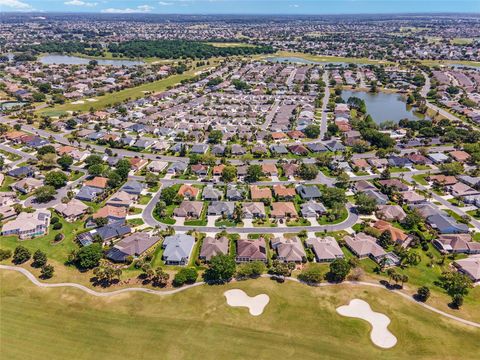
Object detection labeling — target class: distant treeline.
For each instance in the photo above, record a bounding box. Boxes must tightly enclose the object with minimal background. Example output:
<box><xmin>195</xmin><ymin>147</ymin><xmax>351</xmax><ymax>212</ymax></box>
<box><xmin>18</xmin><ymin>40</ymin><xmax>274</xmax><ymax>60</ymax></box>
<box><xmin>107</xmin><ymin>40</ymin><xmax>274</xmax><ymax>59</ymax></box>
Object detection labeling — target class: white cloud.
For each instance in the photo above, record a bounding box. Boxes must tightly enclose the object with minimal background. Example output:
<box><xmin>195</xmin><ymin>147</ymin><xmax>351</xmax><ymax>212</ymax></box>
<box><xmin>101</xmin><ymin>5</ymin><xmax>154</xmax><ymax>13</ymax></box>
<box><xmin>0</xmin><ymin>0</ymin><xmax>32</xmax><ymax>9</ymax></box>
<box><xmin>290</xmin><ymin>4</ymin><xmax>300</xmax><ymax>8</ymax></box>
<box><xmin>158</xmin><ymin>1</ymin><xmax>173</xmax><ymax>5</ymax></box>
<box><xmin>64</xmin><ymin>0</ymin><xmax>98</xmax><ymax>7</ymax></box>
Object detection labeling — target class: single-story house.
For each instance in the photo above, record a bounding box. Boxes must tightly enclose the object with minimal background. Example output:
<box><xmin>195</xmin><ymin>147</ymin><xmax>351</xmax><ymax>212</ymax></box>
<box><xmin>162</xmin><ymin>234</ymin><xmax>196</xmax><ymax>265</ymax></box>
<box><xmin>305</xmin><ymin>236</ymin><xmax>344</xmax><ymax>262</ymax></box>
<box><xmin>236</xmin><ymin>239</ymin><xmax>267</xmax><ymax>263</ymax></box>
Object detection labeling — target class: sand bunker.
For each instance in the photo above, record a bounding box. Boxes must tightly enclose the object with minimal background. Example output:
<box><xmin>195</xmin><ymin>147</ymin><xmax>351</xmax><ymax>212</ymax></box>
<box><xmin>336</xmin><ymin>299</ymin><xmax>397</xmax><ymax>349</ymax></box>
<box><xmin>71</xmin><ymin>100</ymin><xmax>85</xmax><ymax>104</ymax></box>
<box><xmin>224</xmin><ymin>289</ymin><xmax>269</xmax><ymax>316</ymax></box>
<box><xmin>86</xmin><ymin>98</ymin><xmax>98</xmax><ymax>102</ymax></box>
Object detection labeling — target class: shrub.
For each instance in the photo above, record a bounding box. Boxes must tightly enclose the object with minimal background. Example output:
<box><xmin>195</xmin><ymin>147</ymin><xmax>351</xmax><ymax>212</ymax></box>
<box><xmin>13</xmin><ymin>245</ymin><xmax>31</xmax><ymax>264</ymax></box>
<box><xmin>52</xmin><ymin>222</ymin><xmax>63</xmax><ymax>230</ymax></box>
<box><xmin>50</xmin><ymin>217</ymin><xmax>59</xmax><ymax>224</ymax></box>
<box><xmin>33</xmin><ymin>249</ymin><xmax>47</xmax><ymax>268</ymax></box>
<box><xmin>298</xmin><ymin>265</ymin><xmax>324</xmax><ymax>284</ymax></box>
<box><xmin>236</xmin><ymin>261</ymin><xmax>266</xmax><ymax>279</ymax></box>
<box><xmin>41</xmin><ymin>264</ymin><xmax>54</xmax><ymax>279</ymax></box>
<box><xmin>54</xmin><ymin>233</ymin><xmax>63</xmax><ymax>242</ymax></box>
<box><xmin>0</xmin><ymin>249</ymin><xmax>12</xmax><ymax>261</ymax></box>
<box><xmin>173</xmin><ymin>267</ymin><xmax>198</xmax><ymax>287</ymax></box>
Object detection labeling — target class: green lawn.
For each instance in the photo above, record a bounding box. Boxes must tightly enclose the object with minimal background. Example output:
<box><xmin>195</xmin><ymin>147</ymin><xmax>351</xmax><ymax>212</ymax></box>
<box><xmin>37</xmin><ymin>60</ymin><xmax>220</xmax><ymax>115</ymax></box>
<box><xmin>138</xmin><ymin>194</ymin><xmax>153</xmax><ymax>205</ymax></box>
<box><xmin>0</xmin><ymin>216</ymin><xmax>84</xmax><ymax>264</ymax></box>
<box><xmin>1</xmin><ymin>273</ymin><xmax>479</xmax><ymax>360</ymax></box>
<box><xmin>0</xmin><ymin>175</ymin><xmax>15</xmax><ymax>192</ymax></box>
<box><xmin>411</xmin><ymin>174</ymin><xmax>428</xmax><ymax>186</ymax></box>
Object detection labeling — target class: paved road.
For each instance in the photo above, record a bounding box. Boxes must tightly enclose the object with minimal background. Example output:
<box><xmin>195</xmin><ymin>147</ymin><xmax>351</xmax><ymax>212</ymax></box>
<box><xmin>404</xmin><ymin>173</ymin><xmax>480</xmax><ymax>230</ymax></box>
<box><xmin>23</xmin><ymin>170</ymin><xmax>88</xmax><ymax>209</ymax></box>
<box><xmin>420</xmin><ymin>70</ymin><xmax>479</xmax><ymax>131</ymax></box>
<box><xmin>2</xmin><ymin>264</ymin><xmax>479</xmax><ymax>328</ymax></box>
<box><xmin>319</xmin><ymin>70</ymin><xmax>330</xmax><ymax>140</ymax></box>
<box><xmin>142</xmin><ymin>183</ymin><xmax>359</xmax><ymax>233</ymax></box>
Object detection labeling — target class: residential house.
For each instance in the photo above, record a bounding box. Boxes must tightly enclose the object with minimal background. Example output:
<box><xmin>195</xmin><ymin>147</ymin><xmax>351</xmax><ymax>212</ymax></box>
<box><xmin>250</xmin><ymin>186</ymin><xmax>272</xmax><ymax>201</ymax></box>
<box><xmin>296</xmin><ymin>185</ymin><xmax>321</xmax><ymax>200</ymax></box>
<box><xmin>162</xmin><ymin>234</ymin><xmax>196</xmax><ymax>265</ymax></box>
<box><xmin>167</xmin><ymin>162</ymin><xmax>188</xmax><ymax>175</ymax></box>
<box><xmin>13</xmin><ymin>178</ymin><xmax>43</xmax><ymax>194</ymax></box>
<box><xmin>106</xmin><ymin>190</ymin><xmax>135</xmax><ymax>208</ymax></box>
<box><xmin>433</xmin><ymin>234</ymin><xmax>480</xmax><ymax>254</ymax></box>
<box><xmin>76</xmin><ymin>186</ymin><xmax>103</xmax><ymax>202</ymax></box>
<box><xmin>199</xmin><ymin>236</ymin><xmax>229</xmax><ymax>261</ymax></box>
<box><xmin>84</xmin><ymin>176</ymin><xmax>108</xmax><ymax>190</ymax></box>
<box><xmin>273</xmin><ymin>185</ymin><xmax>296</xmax><ymax>200</ymax></box>
<box><xmin>373</xmin><ymin>220</ymin><xmax>411</xmax><ymax>247</ymax></box>
<box><xmin>121</xmin><ymin>180</ymin><xmax>144</xmax><ymax>195</ymax></box>
<box><xmin>242</xmin><ymin>202</ymin><xmax>266</xmax><ymax>218</ymax></box>
<box><xmin>54</xmin><ymin>199</ymin><xmax>88</xmax><ymax>221</ymax></box>
<box><xmin>107</xmin><ymin>232</ymin><xmax>161</xmax><ymax>263</ymax></box>
<box><xmin>271</xmin><ymin>236</ymin><xmax>306</xmax><ymax>263</ymax></box>
<box><xmin>376</xmin><ymin>205</ymin><xmax>407</xmax><ymax>222</ymax></box>
<box><xmin>93</xmin><ymin>205</ymin><xmax>127</xmax><ymax>223</ymax></box>
<box><xmin>202</xmin><ymin>186</ymin><xmax>223</xmax><ymax>201</ymax></box>
<box><xmin>271</xmin><ymin>202</ymin><xmax>298</xmax><ymax>219</ymax></box>
<box><xmin>305</xmin><ymin>236</ymin><xmax>344</xmax><ymax>262</ymax></box>
<box><xmin>148</xmin><ymin>160</ymin><xmax>168</xmax><ymax>173</ymax></box>
<box><xmin>76</xmin><ymin>221</ymin><xmax>131</xmax><ymax>246</ymax></box>
<box><xmin>344</xmin><ymin>232</ymin><xmax>399</xmax><ymax>266</ymax></box>
<box><xmin>174</xmin><ymin>201</ymin><xmax>204</xmax><ymax>218</ymax></box>
<box><xmin>191</xmin><ymin>164</ymin><xmax>208</xmax><ymax>176</ymax></box>
<box><xmin>207</xmin><ymin>201</ymin><xmax>235</xmax><ymax>217</ymax></box>
<box><xmin>378</xmin><ymin>179</ymin><xmax>409</xmax><ymax>192</ymax></box>
<box><xmin>2</xmin><ymin>210</ymin><xmax>51</xmax><ymax>239</ymax></box>
<box><xmin>454</xmin><ymin>256</ymin><xmax>480</xmax><ymax>282</ymax></box>
<box><xmin>236</xmin><ymin>239</ymin><xmax>267</xmax><ymax>263</ymax></box>
<box><xmin>301</xmin><ymin>200</ymin><xmax>327</xmax><ymax>218</ymax></box>
<box><xmin>261</xmin><ymin>163</ymin><xmax>278</xmax><ymax>177</ymax></box>
<box><xmin>226</xmin><ymin>186</ymin><xmax>243</xmax><ymax>201</ymax></box>
<box><xmin>178</xmin><ymin>184</ymin><xmax>199</xmax><ymax>200</ymax></box>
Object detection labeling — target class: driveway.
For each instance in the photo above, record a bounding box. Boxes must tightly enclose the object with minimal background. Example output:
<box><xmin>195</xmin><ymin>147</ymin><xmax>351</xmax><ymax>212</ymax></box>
<box><xmin>207</xmin><ymin>215</ymin><xmax>219</xmax><ymax>227</ymax></box>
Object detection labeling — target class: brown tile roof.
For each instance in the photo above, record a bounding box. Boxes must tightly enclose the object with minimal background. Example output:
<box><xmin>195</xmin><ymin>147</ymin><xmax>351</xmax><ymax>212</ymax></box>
<box><xmin>250</xmin><ymin>185</ymin><xmax>272</xmax><ymax>200</ymax></box>
<box><xmin>84</xmin><ymin>177</ymin><xmax>108</xmax><ymax>189</ymax></box>
<box><xmin>271</xmin><ymin>202</ymin><xmax>298</xmax><ymax>218</ymax></box>
<box><xmin>273</xmin><ymin>185</ymin><xmax>296</xmax><ymax>198</ymax></box>
<box><xmin>178</xmin><ymin>184</ymin><xmax>199</xmax><ymax>198</ymax></box>
<box><xmin>93</xmin><ymin>205</ymin><xmax>127</xmax><ymax>219</ymax></box>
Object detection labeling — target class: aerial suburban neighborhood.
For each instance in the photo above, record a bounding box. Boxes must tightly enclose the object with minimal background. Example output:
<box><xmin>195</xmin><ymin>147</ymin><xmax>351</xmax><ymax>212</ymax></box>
<box><xmin>0</xmin><ymin>5</ymin><xmax>479</xmax><ymax>360</ymax></box>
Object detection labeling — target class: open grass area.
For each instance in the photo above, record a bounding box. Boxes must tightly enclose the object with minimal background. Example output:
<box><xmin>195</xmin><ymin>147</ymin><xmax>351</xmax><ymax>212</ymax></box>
<box><xmin>37</xmin><ymin>60</ymin><xmax>220</xmax><ymax>116</ymax></box>
<box><xmin>206</xmin><ymin>42</ymin><xmax>255</xmax><ymax>48</ymax></box>
<box><xmin>270</xmin><ymin>51</ymin><xmax>394</xmax><ymax>65</ymax></box>
<box><xmin>1</xmin><ymin>273</ymin><xmax>479</xmax><ymax>360</ymax></box>
<box><xmin>0</xmin><ymin>216</ymin><xmax>85</xmax><ymax>264</ymax></box>
<box><xmin>0</xmin><ymin>175</ymin><xmax>15</xmax><ymax>192</ymax></box>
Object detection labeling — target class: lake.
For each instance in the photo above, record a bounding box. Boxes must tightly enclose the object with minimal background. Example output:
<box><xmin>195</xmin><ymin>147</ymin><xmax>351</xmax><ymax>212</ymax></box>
<box><xmin>39</xmin><ymin>55</ymin><xmax>144</xmax><ymax>67</ymax></box>
<box><xmin>341</xmin><ymin>90</ymin><xmax>425</xmax><ymax>124</ymax></box>
<box><xmin>267</xmin><ymin>56</ymin><xmax>349</xmax><ymax>66</ymax></box>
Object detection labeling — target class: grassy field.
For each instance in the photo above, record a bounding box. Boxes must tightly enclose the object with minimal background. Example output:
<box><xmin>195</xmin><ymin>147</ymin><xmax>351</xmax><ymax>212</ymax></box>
<box><xmin>269</xmin><ymin>51</ymin><xmax>394</xmax><ymax>65</ymax></box>
<box><xmin>37</xmin><ymin>60</ymin><xmax>220</xmax><ymax>116</ymax></box>
<box><xmin>206</xmin><ymin>42</ymin><xmax>255</xmax><ymax>48</ymax></box>
<box><xmin>1</xmin><ymin>272</ymin><xmax>479</xmax><ymax>360</ymax></box>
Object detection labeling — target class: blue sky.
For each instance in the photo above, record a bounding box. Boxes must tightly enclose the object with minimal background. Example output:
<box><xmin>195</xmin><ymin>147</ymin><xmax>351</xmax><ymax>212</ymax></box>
<box><xmin>1</xmin><ymin>0</ymin><xmax>479</xmax><ymax>14</ymax></box>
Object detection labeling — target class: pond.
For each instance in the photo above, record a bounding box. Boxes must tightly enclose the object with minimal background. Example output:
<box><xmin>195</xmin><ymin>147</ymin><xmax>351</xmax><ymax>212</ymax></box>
<box><xmin>39</xmin><ymin>55</ymin><xmax>144</xmax><ymax>67</ymax></box>
<box><xmin>267</xmin><ymin>56</ymin><xmax>349</xmax><ymax>66</ymax></box>
<box><xmin>341</xmin><ymin>90</ymin><xmax>426</xmax><ymax>124</ymax></box>
<box><xmin>0</xmin><ymin>101</ymin><xmax>27</xmax><ymax>111</ymax></box>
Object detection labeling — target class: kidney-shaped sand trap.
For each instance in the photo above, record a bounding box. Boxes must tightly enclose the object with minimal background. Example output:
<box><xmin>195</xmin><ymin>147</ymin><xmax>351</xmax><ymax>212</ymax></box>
<box><xmin>224</xmin><ymin>289</ymin><xmax>270</xmax><ymax>316</ymax></box>
<box><xmin>336</xmin><ymin>299</ymin><xmax>397</xmax><ymax>349</ymax></box>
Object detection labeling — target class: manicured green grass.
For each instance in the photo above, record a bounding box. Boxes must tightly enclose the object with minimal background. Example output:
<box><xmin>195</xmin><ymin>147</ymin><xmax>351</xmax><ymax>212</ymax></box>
<box><xmin>215</xmin><ymin>219</ymin><xmax>239</xmax><ymax>227</ymax></box>
<box><xmin>138</xmin><ymin>194</ymin><xmax>152</xmax><ymax>205</ymax></box>
<box><xmin>272</xmin><ymin>51</ymin><xmax>394</xmax><ymax>65</ymax></box>
<box><xmin>0</xmin><ymin>216</ymin><xmax>84</xmax><ymax>264</ymax></box>
<box><xmin>0</xmin><ymin>176</ymin><xmax>15</xmax><ymax>192</ymax></box>
<box><xmin>184</xmin><ymin>219</ymin><xmax>207</xmax><ymax>226</ymax></box>
<box><xmin>317</xmin><ymin>208</ymin><xmax>348</xmax><ymax>225</ymax></box>
<box><xmin>37</xmin><ymin>60</ymin><xmax>220</xmax><ymax>115</ymax></box>
<box><xmin>128</xmin><ymin>207</ymin><xmax>143</xmax><ymax>215</ymax></box>
<box><xmin>127</xmin><ymin>218</ymin><xmax>145</xmax><ymax>227</ymax></box>
<box><xmin>287</xmin><ymin>218</ymin><xmax>311</xmax><ymax>227</ymax></box>
<box><xmin>1</xmin><ymin>273</ymin><xmax>479</xmax><ymax>360</ymax></box>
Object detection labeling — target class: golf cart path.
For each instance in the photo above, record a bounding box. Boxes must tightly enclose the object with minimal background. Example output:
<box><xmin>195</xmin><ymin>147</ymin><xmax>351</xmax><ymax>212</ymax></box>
<box><xmin>1</xmin><ymin>265</ymin><xmax>479</xmax><ymax>328</ymax></box>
